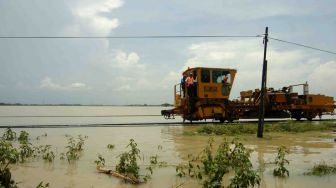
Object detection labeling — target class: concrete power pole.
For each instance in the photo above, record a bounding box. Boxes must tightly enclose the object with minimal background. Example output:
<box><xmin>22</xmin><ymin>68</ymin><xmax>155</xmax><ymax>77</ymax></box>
<box><xmin>257</xmin><ymin>27</ymin><xmax>269</xmax><ymax>138</ymax></box>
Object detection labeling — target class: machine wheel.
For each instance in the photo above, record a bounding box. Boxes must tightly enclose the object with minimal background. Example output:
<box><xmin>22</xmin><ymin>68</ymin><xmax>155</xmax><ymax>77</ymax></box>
<box><xmin>291</xmin><ymin>111</ymin><xmax>303</xmax><ymax>121</ymax></box>
<box><xmin>226</xmin><ymin>112</ymin><xmax>234</xmax><ymax>123</ymax></box>
<box><xmin>295</xmin><ymin>116</ymin><xmax>302</xmax><ymax>121</ymax></box>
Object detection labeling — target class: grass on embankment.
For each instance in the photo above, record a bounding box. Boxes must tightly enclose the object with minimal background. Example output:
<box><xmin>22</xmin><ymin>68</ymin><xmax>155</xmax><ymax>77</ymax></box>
<box><xmin>192</xmin><ymin>121</ymin><xmax>336</xmax><ymax>136</ymax></box>
<box><xmin>304</xmin><ymin>162</ymin><xmax>336</xmax><ymax>176</ymax></box>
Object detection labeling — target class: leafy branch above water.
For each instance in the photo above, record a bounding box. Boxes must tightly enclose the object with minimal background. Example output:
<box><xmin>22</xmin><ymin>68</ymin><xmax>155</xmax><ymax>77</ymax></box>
<box><xmin>95</xmin><ymin>139</ymin><xmax>167</xmax><ymax>184</ymax></box>
<box><xmin>60</xmin><ymin>135</ymin><xmax>87</xmax><ymax>163</ymax></box>
<box><xmin>176</xmin><ymin>138</ymin><xmax>260</xmax><ymax>188</ymax></box>
<box><xmin>273</xmin><ymin>146</ymin><xmax>289</xmax><ymax>177</ymax></box>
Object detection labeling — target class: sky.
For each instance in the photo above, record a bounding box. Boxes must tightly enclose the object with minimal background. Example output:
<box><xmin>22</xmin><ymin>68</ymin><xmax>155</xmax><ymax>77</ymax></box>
<box><xmin>0</xmin><ymin>0</ymin><xmax>335</xmax><ymax>105</ymax></box>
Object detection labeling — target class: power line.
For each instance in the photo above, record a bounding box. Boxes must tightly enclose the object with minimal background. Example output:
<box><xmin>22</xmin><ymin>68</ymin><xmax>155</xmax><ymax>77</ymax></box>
<box><xmin>0</xmin><ymin>35</ymin><xmax>262</xmax><ymax>39</ymax></box>
<box><xmin>1</xmin><ymin>34</ymin><xmax>334</xmax><ymax>55</ymax></box>
<box><xmin>269</xmin><ymin>37</ymin><xmax>336</xmax><ymax>55</ymax></box>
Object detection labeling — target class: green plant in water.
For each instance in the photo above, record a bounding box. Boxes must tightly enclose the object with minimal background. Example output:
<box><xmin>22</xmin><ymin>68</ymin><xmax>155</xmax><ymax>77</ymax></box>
<box><xmin>0</xmin><ymin>140</ymin><xmax>19</xmax><ymax>188</ymax></box>
<box><xmin>107</xmin><ymin>144</ymin><xmax>115</xmax><ymax>150</ymax></box>
<box><xmin>65</xmin><ymin>137</ymin><xmax>79</xmax><ymax>162</ymax></box>
<box><xmin>304</xmin><ymin>161</ymin><xmax>336</xmax><ymax>176</ymax></box>
<box><xmin>176</xmin><ymin>138</ymin><xmax>260</xmax><ymax>188</ymax></box>
<box><xmin>41</xmin><ymin>145</ymin><xmax>55</xmax><ymax>162</ymax></box>
<box><xmin>2</xmin><ymin>128</ymin><xmax>16</xmax><ymax>141</ymax></box>
<box><xmin>19</xmin><ymin>142</ymin><xmax>34</xmax><ymax>162</ymax></box>
<box><xmin>76</xmin><ymin>135</ymin><xmax>86</xmax><ymax>151</ymax></box>
<box><xmin>18</xmin><ymin>131</ymin><xmax>29</xmax><ymax>144</ymax></box>
<box><xmin>16</xmin><ymin>131</ymin><xmax>35</xmax><ymax>162</ymax></box>
<box><xmin>149</xmin><ymin>155</ymin><xmax>158</xmax><ymax>165</ymax></box>
<box><xmin>94</xmin><ymin>154</ymin><xmax>105</xmax><ymax>167</ymax></box>
<box><xmin>116</xmin><ymin>139</ymin><xmax>141</xmax><ymax>180</ymax></box>
<box><xmin>273</xmin><ymin>146</ymin><xmax>289</xmax><ymax>177</ymax></box>
<box><xmin>60</xmin><ymin>135</ymin><xmax>87</xmax><ymax>163</ymax></box>
<box><xmin>228</xmin><ymin>142</ymin><xmax>260</xmax><ymax>188</ymax></box>
<box><xmin>176</xmin><ymin>164</ymin><xmax>186</xmax><ymax>177</ymax></box>
<box><xmin>36</xmin><ymin>181</ymin><xmax>50</xmax><ymax>188</ymax></box>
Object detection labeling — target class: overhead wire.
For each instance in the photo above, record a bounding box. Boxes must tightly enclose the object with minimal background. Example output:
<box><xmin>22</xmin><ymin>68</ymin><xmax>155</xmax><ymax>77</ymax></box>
<box><xmin>269</xmin><ymin>37</ymin><xmax>336</xmax><ymax>55</ymax></box>
<box><xmin>0</xmin><ymin>35</ymin><xmax>262</xmax><ymax>39</ymax></box>
<box><xmin>0</xmin><ymin>34</ymin><xmax>334</xmax><ymax>54</ymax></box>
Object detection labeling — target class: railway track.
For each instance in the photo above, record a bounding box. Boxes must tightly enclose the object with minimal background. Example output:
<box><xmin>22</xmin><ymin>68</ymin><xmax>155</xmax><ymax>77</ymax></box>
<box><xmin>0</xmin><ymin>119</ymin><xmax>334</xmax><ymax>129</ymax></box>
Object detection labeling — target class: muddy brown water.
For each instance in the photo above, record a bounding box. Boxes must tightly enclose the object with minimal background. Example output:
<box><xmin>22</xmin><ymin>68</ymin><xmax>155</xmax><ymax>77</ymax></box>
<box><xmin>1</xmin><ymin>106</ymin><xmax>336</xmax><ymax>188</ymax></box>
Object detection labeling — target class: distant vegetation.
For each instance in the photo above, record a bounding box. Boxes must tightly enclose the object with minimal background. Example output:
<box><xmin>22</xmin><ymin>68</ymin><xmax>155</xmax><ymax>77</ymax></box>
<box><xmin>305</xmin><ymin>162</ymin><xmax>336</xmax><ymax>176</ymax></box>
<box><xmin>195</xmin><ymin>121</ymin><xmax>335</xmax><ymax>136</ymax></box>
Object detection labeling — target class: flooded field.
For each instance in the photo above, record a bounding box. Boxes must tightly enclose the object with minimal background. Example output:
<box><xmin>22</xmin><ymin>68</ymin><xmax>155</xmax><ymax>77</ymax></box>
<box><xmin>1</xmin><ymin>106</ymin><xmax>336</xmax><ymax>188</ymax></box>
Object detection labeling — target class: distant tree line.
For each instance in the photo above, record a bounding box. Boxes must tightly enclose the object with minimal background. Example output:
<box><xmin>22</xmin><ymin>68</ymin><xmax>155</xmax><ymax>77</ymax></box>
<box><xmin>0</xmin><ymin>102</ymin><xmax>173</xmax><ymax>107</ymax></box>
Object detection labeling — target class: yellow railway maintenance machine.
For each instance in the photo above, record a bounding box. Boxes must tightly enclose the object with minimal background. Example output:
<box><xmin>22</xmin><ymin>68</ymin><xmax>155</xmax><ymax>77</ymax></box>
<box><xmin>161</xmin><ymin>67</ymin><xmax>238</xmax><ymax>122</ymax></box>
<box><xmin>161</xmin><ymin>67</ymin><xmax>335</xmax><ymax>122</ymax></box>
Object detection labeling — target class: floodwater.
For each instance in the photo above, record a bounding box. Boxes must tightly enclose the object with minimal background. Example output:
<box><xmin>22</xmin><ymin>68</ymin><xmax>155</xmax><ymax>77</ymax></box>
<box><xmin>0</xmin><ymin>106</ymin><xmax>336</xmax><ymax>188</ymax></box>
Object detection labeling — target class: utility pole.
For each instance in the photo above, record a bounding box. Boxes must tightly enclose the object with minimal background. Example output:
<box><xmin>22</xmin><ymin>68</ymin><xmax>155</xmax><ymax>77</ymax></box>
<box><xmin>257</xmin><ymin>27</ymin><xmax>268</xmax><ymax>138</ymax></box>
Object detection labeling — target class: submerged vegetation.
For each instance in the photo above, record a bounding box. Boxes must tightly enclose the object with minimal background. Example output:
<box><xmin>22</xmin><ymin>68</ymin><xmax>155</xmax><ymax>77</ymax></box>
<box><xmin>94</xmin><ymin>139</ymin><xmax>168</xmax><ymax>184</ymax></box>
<box><xmin>1</xmin><ymin>120</ymin><xmax>335</xmax><ymax>187</ymax></box>
<box><xmin>2</xmin><ymin>128</ymin><xmax>16</xmax><ymax>141</ymax></box>
<box><xmin>176</xmin><ymin>138</ymin><xmax>260</xmax><ymax>188</ymax></box>
<box><xmin>116</xmin><ymin>139</ymin><xmax>142</xmax><ymax>180</ymax></box>
<box><xmin>273</xmin><ymin>146</ymin><xmax>289</xmax><ymax>177</ymax></box>
<box><xmin>0</xmin><ymin>128</ymin><xmax>87</xmax><ymax>187</ymax></box>
<box><xmin>304</xmin><ymin>162</ymin><xmax>336</xmax><ymax>176</ymax></box>
<box><xmin>107</xmin><ymin>144</ymin><xmax>115</xmax><ymax>150</ymax></box>
<box><xmin>0</xmin><ymin>139</ymin><xmax>19</xmax><ymax>188</ymax></box>
<box><xmin>60</xmin><ymin>135</ymin><xmax>87</xmax><ymax>163</ymax></box>
<box><xmin>196</xmin><ymin>121</ymin><xmax>335</xmax><ymax>136</ymax></box>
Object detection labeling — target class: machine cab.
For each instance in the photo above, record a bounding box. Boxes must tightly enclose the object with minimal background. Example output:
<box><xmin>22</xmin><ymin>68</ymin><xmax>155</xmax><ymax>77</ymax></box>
<box><xmin>175</xmin><ymin>67</ymin><xmax>237</xmax><ymax>106</ymax></box>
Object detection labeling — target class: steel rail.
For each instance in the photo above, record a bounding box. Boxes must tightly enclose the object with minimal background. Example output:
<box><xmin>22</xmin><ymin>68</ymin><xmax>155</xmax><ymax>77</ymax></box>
<box><xmin>0</xmin><ymin>119</ymin><xmax>334</xmax><ymax>128</ymax></box>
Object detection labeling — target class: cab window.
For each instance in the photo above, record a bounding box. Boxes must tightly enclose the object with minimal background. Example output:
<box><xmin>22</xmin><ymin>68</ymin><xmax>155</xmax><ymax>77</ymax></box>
<box><xmin>201</xmin><ymin>69</ymin><xmax>210</xmax><ymax>83</ymax></box>
<box><xmin>212</xmin><ymin>70</ymin><xmax>231</xmax><ymax>84</ymax></box>
<box><xmin>193</xmin><ymin>70</ymin><xmax>198</xmax><ymax>82</ymax></box>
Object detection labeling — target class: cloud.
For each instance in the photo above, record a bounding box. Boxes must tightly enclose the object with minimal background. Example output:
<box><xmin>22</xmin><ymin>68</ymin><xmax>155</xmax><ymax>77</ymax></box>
<box><xmin>69</xmin><ymin>82</ymin><xmax>88</xmax><ymax>89</ymax></box>
<box><xmin>114</xmin><ymin>51</ymin><xmax>141</xmax><ymax>68</ymax></box>
<box><xmin>115</xmin><ymin>84</ymin><xmax>131</xmax><ymax>91</ymax></box>
<box><xmin>67</xmin><ymin>0</ymin><xmax>124</xmax><ymax>35</ymax></box>
<box><xmin>174</xmin><ymin>39</ymin><xmax>336</xmax><ymax>98</ymax></box>
<box><xmin>308</xmin><ymin>61</ymin><xmax>336</xmax><ymax>95</ymax></box>
<box><xmin>179</xmin><ymin>1</ymin><xmax>327</xmax><ymax>21</ymax></box>
<box><xmin>40</xmin><ymin>77</ymin><xmax>90</xmax><ymax>90</ymax></box>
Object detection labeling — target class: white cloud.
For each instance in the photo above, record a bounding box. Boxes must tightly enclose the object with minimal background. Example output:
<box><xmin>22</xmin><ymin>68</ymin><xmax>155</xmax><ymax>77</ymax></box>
<box><xmin>40</xmin><ymin>77</ymin><xmax>90</xmax><ymax>90</ymax></box>
<box><xmin>181</xmin><ymin>1</ymin><xmax>325</xmax><ymax>21</ymax></box>
<box><xmin>67</xmin><ymin>0</ymin><xmax>123</xmax><ymax>35</ymax></box>
<box><xmin>69</xmin><ymin>82</ymin><xmax>88</xmax><ymax>89</ymax></box>
<box><xmin>114</xmin><ymin>51</ymin><xmax>141</xmax><ymax>68</ymax></box>
<box><xmin>115</xmin><ymin>84</ymin><xmax>131</xmax><ymax>91</ymax></box>
<box><xmin>40</xmin><ymin>77</ymin><xmax>63</xmax><ymax>90</ymax></box>
<box><xmin>91</xmin><ymin>49</ymin><xmax>149</xmax><ymax>92</ymax></box>
<box><xmin>174</xmin><ymin>39</ymin><xmax>336</xmax><ymax>98</ymax></box>
<box><xmin>308</xmin><ymin>61</ymin><xmax>336</xmax><ymax>95</ymax></box>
